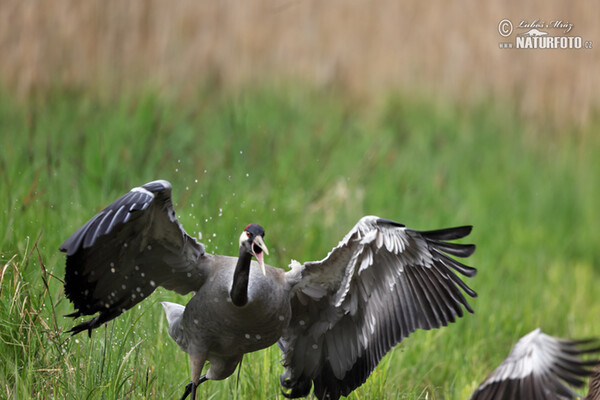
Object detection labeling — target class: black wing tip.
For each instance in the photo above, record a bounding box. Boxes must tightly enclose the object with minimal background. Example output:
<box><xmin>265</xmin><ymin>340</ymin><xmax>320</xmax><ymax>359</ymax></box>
<box><xmin>420</xmin><ymin>225</ymin><xmax>473</xmax><ymax>241</ymax></box>
<box><xmin>455</xmin><ymin>225</ymin><xmax>473</xmax><ymax>235</ymax></box>
<box><xmin>66</xmin><ymin>310</ymin><xmax>124</xmax><ymax>338</ymax></box>
<box><xmin>376</xmin><ymin>218</ymin><xmax>405</xmax><ymax>228</ymax></box>
<box><xmin>67</xmin><ymin>317</ymin><xmax>100</xmax><ymax>337</ymax></box>
<box><xmin>461</xmin><ymin>244</ymin><xmax>476</xmax><ymax>257</ymax></box>
<box><xmin>68</xmin><ymin>325</ymin><xmax>94</xmax><ymax>338</ymax></box>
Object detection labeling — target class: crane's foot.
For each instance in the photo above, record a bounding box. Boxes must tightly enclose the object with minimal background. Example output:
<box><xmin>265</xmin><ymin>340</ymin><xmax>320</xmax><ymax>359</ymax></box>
<box><xmin>180</xmin><ymin>375</ymin><xmax>207</xmax><ymax>400</ymax></box>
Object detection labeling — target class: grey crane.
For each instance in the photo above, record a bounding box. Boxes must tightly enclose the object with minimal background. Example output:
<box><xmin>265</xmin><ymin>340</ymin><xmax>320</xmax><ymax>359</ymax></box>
<box><xmin>61</xmin><ymin>179</ymin><xmax>478</xmax><ymax>400</ymax></box>
<box><xmin>470</xmin><ymin>328</ymin><xmax>600</xmax><ymax>400</ymax></box>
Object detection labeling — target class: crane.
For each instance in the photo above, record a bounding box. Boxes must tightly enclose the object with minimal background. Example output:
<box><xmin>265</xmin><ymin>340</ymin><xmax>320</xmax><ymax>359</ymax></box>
<box><xmin>61</xmin><ymin>180</ymin><xmax>478</xmax><ymax>400</ymax></box>
<box><xmin>470</xmin><ymin>328</ymin><xmax>600</xmax><ymax>400</ymax></box>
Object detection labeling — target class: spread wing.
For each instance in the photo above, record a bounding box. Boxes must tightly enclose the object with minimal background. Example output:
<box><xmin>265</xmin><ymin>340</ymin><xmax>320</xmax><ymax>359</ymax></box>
<box><xmin>470</xmin><ymin>328</ymin><xmax>600</xmax><ymax>400</ymax></box>
<box><xmin>60</xmin><ymin>180</ymin><xmax>206</xmax><ymax>335</ymax></box>
<box><xmin>279</xmin><ymin>216</ymin><xmax>477</xmax><ymax>400</ymax></box>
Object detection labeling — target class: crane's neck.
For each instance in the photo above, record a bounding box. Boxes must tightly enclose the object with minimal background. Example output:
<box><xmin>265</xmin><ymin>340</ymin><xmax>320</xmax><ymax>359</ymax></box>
<box><xmin>230</xmin><ymin>247</ymin><xmax>253</xmax><ymax>307</ymax></box>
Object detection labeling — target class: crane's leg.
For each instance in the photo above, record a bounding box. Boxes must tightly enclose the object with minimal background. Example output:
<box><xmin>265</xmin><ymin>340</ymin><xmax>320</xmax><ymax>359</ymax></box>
<box><xmin>180</xmin><ymin>375</ymin><xmax>207</xmax><ymax>400</ymax></box>
<box><xmin>180</xmin><ymin>354</ymin><xmax>207</xmax><ymax>400</ymax></box>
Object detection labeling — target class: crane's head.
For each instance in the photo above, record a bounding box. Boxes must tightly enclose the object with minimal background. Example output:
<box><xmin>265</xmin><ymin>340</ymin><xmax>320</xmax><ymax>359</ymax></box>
<box><xmin>239</xmin><ymin>224</ymin><xmax>269</xmax><ymax>275</ymax></box>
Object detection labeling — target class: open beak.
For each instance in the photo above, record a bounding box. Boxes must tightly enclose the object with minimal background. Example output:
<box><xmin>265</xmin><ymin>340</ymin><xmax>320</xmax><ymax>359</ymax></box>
<box><xmin>252</xmin><ymin>235</ymin><xmax>269</xmax><ymax>276</ymax></box>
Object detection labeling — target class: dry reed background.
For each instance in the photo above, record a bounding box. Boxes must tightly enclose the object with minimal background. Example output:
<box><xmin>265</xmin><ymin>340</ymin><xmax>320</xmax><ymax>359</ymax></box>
<box><xmin>1</xmin><ymin>0</ymin><xmax>598</xmax><ymax>125</ymax></box>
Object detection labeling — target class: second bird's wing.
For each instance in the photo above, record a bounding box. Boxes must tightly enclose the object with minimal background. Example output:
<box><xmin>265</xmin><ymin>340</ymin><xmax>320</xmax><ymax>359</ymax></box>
<box><xmin>470</xmin><ymin>328</ymin><xmax>600</xmax><ymax>400</ymax></box>
<box><xmin>60</xmin><ymin>180</ymin><xmax>207</xmax><ymax>336</ymax></box>
<box><xmin>279</xmin><ymin>216</ymin><xmax>477</xmax><ymax>400</ymax></box>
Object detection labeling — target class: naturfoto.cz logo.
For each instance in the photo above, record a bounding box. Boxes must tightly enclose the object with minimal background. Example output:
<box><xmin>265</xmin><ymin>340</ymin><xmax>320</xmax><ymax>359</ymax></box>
<box><xmin>497</xmin><ymin>18</ymin><xmax>592</xmax><ymax>50</ymax></box>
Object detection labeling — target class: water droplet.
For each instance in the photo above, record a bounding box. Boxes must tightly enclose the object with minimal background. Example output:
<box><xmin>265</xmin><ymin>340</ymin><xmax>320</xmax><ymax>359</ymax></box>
<box><xmin>147</xmin><ymin>245</ymin><xmax>152</xmax><ymax>250</ymax></box>
<box><xmin>111</xmin><ymin>268</ymin><xmax>116</xmax><ymax>273</ymax></box>
<box><xmin>244</xmin><ymin>334</ymin><xmax>251</xmax><ymax>339</ymax></box>
<box><xmin>278</xmin><ymin>315</ymin><xmax>285</xmax><ymax>321</ymax></box>
<box><xmin>122</xmin><ymin>284</ymin><xmax>126</xmax><ymax>290</ymax></box>
<box><xmin>150</xmin><ymin>281</ymin><xmax>156</xmax><ymax>287</ymax></box>
<box><xmin>299</xmin><ymin>320</ymin><xmax>305</xmax><ymax>326</ymax></box>
<box><xmin>140</xmin><ymin>272</ymin><xmax>145</xmax><ymax>277</ymax></box>
<box><xmin>312</xmin><ymin>344</ymin><xmax>318</xmax><ymax>350</ymax></box>
<box><xmin>255</xmin><ymin>334</ymin><xmax>261</xmax><ymax>340</ymax></box>
<box><xmin>136</xmin><ymin>287</ymin><xmax>141</xmax><ymax>292</ymax></box>
<box><xmin>110</xmin><ymin>262</ymin><xmax>115</xmax><ymax>267</ymax></box>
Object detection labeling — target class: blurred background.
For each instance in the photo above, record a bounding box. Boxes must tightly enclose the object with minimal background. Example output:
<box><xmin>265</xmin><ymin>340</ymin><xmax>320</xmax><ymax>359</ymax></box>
<box><xmin>1</xmin><ymin>1</ymin><xmax>599</xmax><ymax>399</ymax></box>
<box><xmin>2</xmin><ymin>0</ymin><xmax>599</xmax><ymax>124</ymax></box>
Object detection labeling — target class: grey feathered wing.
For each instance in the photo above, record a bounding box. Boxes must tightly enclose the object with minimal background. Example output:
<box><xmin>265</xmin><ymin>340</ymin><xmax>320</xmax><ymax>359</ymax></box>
<box><xmin>470</xmin><ymin>328</ymin><xmax>600</xmax><ymax>400</ymax></box>
<box><xmin>279</xmin><ymin>216</ymin><xmax>477</xmax><ymax>400</ymax></box>
<box><xmin>60</xmin><ymin>180</ymin><xmax>206</xmax><ymax>335</ymax></box>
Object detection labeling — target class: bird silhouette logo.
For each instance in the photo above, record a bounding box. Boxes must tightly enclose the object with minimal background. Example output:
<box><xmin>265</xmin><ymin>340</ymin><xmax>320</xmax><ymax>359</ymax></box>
<box><xmin>519</xmin><ymin>28</ymin><xmax>549</xmax><ymax>37</ymax></box>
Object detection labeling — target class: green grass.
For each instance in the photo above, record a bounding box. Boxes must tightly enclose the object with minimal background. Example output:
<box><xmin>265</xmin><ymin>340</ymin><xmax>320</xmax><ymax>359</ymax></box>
<box><xmin>1</xmin><ymin>85</ymin><xmax>599</xmax><ymax>399</ymax></box>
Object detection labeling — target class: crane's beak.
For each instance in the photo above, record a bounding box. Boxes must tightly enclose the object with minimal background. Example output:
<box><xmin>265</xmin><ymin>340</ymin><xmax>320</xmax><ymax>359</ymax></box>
<box><xmin>252</xmin><ymin>235</ymin><xmax>269</xmax><ymax>276</ymax></box>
